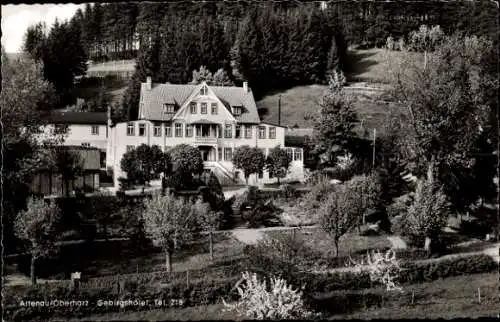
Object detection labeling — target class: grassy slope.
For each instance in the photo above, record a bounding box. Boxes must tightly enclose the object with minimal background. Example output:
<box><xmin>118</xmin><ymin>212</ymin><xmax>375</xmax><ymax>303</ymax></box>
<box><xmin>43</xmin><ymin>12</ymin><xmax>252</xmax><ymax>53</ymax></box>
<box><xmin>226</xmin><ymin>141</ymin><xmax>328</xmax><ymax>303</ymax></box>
<box><xmin>257</xmin><ymin>48</ymin><xmax>420</xmax><ymax>133</ymax></box>
<box><xmin>74</xmin><ymin>273</ymin><xmax>498</xmax><ymax>321</ymax></box>
<box><xmin>330</xmin><ymin>273</ymin><xmax>499</xmax><ymax>319</ymax></box>
<box><xmin>5</xmin><ymin>233</ymin><xmax>246</xmax><ymax>282</ymax></box>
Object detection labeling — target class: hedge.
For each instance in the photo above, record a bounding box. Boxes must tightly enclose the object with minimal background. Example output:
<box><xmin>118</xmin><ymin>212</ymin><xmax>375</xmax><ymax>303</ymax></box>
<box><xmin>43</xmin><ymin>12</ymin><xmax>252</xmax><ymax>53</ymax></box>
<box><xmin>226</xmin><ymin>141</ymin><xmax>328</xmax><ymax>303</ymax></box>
<box><xmin>5</xmin><ymin>254</ymin><xmax>496</xmax><ymax>320</ymax></box>
<box><xmin>261</xmin><ymin>254</ymin><xmax>498</xmax><ymax>293</ymax></box>
<box><xmin>3</xmin><ymin>276</ymin><xmax>241</xmax><ymax>321</ymax></box>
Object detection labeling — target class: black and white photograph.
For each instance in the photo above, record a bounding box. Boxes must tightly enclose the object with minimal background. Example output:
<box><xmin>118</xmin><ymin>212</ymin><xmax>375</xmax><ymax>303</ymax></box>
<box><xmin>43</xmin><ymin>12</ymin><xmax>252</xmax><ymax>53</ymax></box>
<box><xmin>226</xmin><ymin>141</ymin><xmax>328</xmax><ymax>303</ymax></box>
<box><xmin>1</xmin><ymin>1</ymin><xmax>499</xmax><ymax>320</ymax></box>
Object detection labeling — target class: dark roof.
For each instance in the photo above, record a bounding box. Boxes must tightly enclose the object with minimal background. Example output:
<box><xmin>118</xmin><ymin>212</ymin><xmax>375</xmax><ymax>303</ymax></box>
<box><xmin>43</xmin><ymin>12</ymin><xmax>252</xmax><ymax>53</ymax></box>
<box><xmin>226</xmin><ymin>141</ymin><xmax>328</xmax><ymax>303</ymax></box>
<box><xmin>261</xmin><ymin>121</ymin><xmax>288</xmax><ymax>128</ymax></box>
<box><xmin>189</xmin><ymin>119</ymin><xmax>220</xmax><ymax>125</ymax></box>
<box><xmin>286</xmin><ymin>128</ymin><xmax>314</xmax><ymax>136</ymax></box>
<box><xmin>140</xmin><ymin>83</ymin><xmax>260</xmax><ymax>123</ymax></box>
<box><xmin>42</xmin><ymin>111</ymin><xmax>107</xmax><ymax>125</ymax></box>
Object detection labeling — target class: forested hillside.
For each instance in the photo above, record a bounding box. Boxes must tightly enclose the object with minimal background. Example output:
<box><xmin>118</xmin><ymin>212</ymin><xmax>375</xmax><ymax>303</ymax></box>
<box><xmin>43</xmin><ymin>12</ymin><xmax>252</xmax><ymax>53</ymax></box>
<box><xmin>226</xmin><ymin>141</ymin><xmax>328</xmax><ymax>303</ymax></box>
<box><xmin>22</xmin><ymin>0</ymin><xmax>498</xmax><ymax>115</ymax></box>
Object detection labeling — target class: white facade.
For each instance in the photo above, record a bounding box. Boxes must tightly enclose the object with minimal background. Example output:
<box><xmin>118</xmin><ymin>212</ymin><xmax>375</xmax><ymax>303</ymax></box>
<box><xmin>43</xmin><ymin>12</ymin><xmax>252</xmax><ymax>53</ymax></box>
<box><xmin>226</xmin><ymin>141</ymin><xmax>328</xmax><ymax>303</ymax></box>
<box><xmin>35</xmin><ymin>123</ymin><xmax>108</xmax><ymax>151</ymax></box>
<box><xmin>106</xmin><ymin>81</ymin><xmax>304</xmax><ymax>186</ymax></box>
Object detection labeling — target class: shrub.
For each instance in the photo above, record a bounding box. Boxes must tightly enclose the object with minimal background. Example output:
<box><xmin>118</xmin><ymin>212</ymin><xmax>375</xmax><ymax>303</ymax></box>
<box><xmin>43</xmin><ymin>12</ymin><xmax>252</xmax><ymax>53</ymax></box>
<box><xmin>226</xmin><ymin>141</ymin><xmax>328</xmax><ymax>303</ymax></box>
<box><xmin>386</xmin><ymin>193</ymin><xmax>414</xmax><ymax>218</ymax></box>
<box><xmin>222</xmin><ymin>271</ymin><xmax>313</xmax><ymax>319</ymax></box>
<box><xmin>350</xmin><ymin>249</ymin><xmax>403</xmax><ymax>292</ymax></box>
<box><xmin>280</xmin><ymin>184</ymin><xmax>297</xmax><ymax>200</ymax></box>
<box><xmin>294</xmin><ymin>253</ymin><xmax>497</xmax><ymax>293</ymax></box>
<box><xmin>118</xmin><ymin>176</ymin><xmax>132</xmax><ymax>191</ymax></box>
<box><xmin>400</xmin><ymin>178</ymin><xmax>450</xmax><ymax>249</ymax></box>
<box><xmin>244</xmin><ymin>232</ymin><xmax>315</xmax><ymax>278</ymax></box>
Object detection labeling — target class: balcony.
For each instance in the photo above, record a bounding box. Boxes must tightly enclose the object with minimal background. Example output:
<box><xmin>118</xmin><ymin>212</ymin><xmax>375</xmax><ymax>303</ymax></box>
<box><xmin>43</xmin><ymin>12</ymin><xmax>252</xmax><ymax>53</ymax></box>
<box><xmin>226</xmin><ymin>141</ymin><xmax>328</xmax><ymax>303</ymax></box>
<box><xmin>193</xmin><ymin>136</ymin><xmax>218</xmax><ymax>145</ymax></box>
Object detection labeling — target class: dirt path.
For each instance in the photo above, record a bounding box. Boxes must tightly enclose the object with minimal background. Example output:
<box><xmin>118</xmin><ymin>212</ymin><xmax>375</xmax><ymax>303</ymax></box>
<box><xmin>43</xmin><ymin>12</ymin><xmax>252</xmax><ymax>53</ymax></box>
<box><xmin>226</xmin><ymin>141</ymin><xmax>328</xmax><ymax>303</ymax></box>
<box><xmin>387</xmin><ymin>236</ymin><xmax>408</xmax><ymax>250</ymax></box>
<box><xmin>230</xmin><ymin>225</ymin><xmax>318</xmax><ymax>245</ymax></box>
<box><xmin>223</xmin><ymin>187</ymin><xmax>247</xmax><ymax>200</ymax></box>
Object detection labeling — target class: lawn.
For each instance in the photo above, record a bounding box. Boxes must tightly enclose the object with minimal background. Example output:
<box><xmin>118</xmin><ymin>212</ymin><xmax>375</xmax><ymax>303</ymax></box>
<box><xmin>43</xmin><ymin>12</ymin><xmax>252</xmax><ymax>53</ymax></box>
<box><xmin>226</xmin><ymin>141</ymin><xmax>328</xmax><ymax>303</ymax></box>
<box><xmin>69</xmin><ymin>304</ymin><xmax>237</xmax><ymax>321</ymax></box>
<box><xmin>5</xmin><ymin>232</ymin><xmax>247</xmax><ymax>282</ymax></box>
<box><xmin>257</xmin><ymin>48</ymin><xmax>416</xmax><ymax>131</ymax></box>
<box><xmin>71</xmin><ymin>273</ymin><xmax>498</xmax><ymax>320</ymax></box>
<box><xmin>329</xmin><ymin>273</ymin><xmax>499</xmax><ymax>319</ymax></box>
<box><xmin>257</xmin><ymin>86</ymin><xmax>406</xmax><ymax>135</ymax></box>
<box><xmin>343</xmin><ymin>48</ymin><xmax>424</xmax><ymax>84</ymax></box>
<box><xmin>265</xmin><ymin>227</ymin><xmax>392</xmax><ymax>258</ymax></box>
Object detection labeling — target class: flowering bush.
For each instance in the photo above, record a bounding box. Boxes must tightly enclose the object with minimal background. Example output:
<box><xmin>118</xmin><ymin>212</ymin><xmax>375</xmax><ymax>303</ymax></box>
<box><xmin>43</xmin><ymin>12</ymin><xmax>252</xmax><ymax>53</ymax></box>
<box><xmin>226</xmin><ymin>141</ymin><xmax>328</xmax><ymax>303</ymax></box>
<box><xmin>222</xmin><ymin>271</ymin><xmax>313</xmax><ymax>320</ymax></box>
<box><xmin>350</xmin><ymin>249</ymin><xmax>403</xmax><ymax>292</ymax></box>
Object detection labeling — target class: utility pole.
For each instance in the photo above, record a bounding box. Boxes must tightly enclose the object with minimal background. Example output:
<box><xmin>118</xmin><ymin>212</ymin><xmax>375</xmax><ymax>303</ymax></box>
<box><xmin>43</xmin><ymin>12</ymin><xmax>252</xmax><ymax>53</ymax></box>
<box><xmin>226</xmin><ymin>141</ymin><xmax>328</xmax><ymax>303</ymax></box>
<box><xmin>372</xmin><ymin>128</ymin><xmax>376</xmax><ymax>169</ymax></box>
<box><xmin>278</xmin><ymin>95</ymin><xmax>281</xmax><ymax>126</ymax></box>
<box><xmin>162</xmin><ymin>109</ymin><xmax>167</xmax><ymax>194</ymax></box>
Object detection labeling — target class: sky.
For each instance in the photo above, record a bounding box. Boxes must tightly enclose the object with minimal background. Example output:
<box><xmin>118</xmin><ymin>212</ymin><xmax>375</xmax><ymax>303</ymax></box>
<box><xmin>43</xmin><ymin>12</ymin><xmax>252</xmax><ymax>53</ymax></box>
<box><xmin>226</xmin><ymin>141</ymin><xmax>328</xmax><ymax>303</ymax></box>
<box><xmin>2</xmin><ymin>4</ymin><xmax>84</xmax><ymax>53</ymax></box>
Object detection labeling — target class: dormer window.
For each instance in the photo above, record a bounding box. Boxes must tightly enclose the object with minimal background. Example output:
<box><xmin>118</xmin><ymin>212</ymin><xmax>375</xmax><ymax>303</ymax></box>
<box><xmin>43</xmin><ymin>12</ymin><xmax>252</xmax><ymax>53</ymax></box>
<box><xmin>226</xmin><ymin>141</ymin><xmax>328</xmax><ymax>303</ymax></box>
<box><xmin>232</xmin><ymin>106</ymin><xmax>242</xmax><ymax>115</ymax></box>
<box><xmin>163</xmin><ymin>103</ymin><xmax>175</xmax><ymax>113</ymax></box>
<box><xmin>200</xmin><ymin>85</ymin><xmax>208</xmax><ymax>96</ymax></box>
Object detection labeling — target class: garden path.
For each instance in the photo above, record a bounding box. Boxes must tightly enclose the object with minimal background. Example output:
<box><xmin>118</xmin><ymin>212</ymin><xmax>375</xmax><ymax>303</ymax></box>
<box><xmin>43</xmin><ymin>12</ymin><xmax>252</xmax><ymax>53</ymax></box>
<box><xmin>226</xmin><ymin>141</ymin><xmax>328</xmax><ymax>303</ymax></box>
<box><xmin>230</xmin><ymin>225</ymin><xmax>318</xmax><ymax>245</ymax></box>
<box><xmin>223</xmin><ymin>187</ymin><xmax>248</xmax><ymax>200</ymax></box>
<box><xmin>387</xmin><ymin>236</ymin><xmax>408</xmax><ymax>250</ymax></box>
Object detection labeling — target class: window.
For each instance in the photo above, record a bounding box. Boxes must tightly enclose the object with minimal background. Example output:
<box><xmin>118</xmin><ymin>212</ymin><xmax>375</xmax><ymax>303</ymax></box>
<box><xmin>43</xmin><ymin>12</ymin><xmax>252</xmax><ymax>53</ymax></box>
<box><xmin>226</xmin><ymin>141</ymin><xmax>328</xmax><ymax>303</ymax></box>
<box><xmin>201</xmin><ymin>103</ymin><xmax>207</xmax><ymax>114</ymax></box>
<box><xmin>153</xmin><ymin>123</ymin><xmax>161</xmax><ymax>137</ymax></box>
<box><xmin>245</xmin><ymin>125</ymin><xmax>252</xmax><ymax>139</ymax></box>
<box><xmin>126</xmin><ymin>145</ymin><xmax>134</xmax><ymax>153</ymax></box>
<box><xmin>224</xmin><ymin>147</ymin><xmax>232</xmax><ymax>161</ymax></box>
<box><xmin>196</xmin><ymin>125</ymin><xmax>201</xmax><ymax>137</ymax></box>
<box><xmin>294</xmin><ymin>148</ymin><xmax>302</xmax><ymax>161</ymax></box>
<box><xmin>218</xmin><ymin>147</ymin><xmax>222</xmax><ymax>161</ymax></box>
<box><xmin>91</xmin><ymin>125</ymin><xmax>99</xmax><ymax>135</ymax></box>
<box><xmin>138</xmin><ymin>123</ymin><xmax>146</xmax><ymax>136</ymax></box>
<box><xmin>165</xmin><ymin>124</ymin><xmax>172</xmax><ymax>137</ymax></box>
<box><xmin>269</xmin><ymin>170</ymin><xmax>274</xmax><ymax>179</ymax></box>
<box><xmin>54</xmin><ymin>124</ymin><xmax>66</xmax><ymax>134</ymax></box>
<box><xmin>286</xmin><ymin>148</ymin><xmax>293</xmax><ymax>161</ymax></box>
<box><xmin>175</xmin><ymin>123</ymin><xmax>183</xmax><ymax>137</ymax></box>
<box><xmin>235</xmin><ymin>171</ymin><xmax>240</xmax><ymax>180</ymax></box>
<box><xmin>232</xmin><ymin>106</ymin><xmax>241</xmax><ymax>115</ymax></box>
<box><xmin>218</xmin><ymin>125</ymin><xmax>222</xmax><ymax>138</ymax></box>
<box><xmin>258</xmin><ymin>171</ymin><xmax>263</xmax><ymax>179</ymax></box>
<box><xmin>200</xmin><ymin>86</ymin><xmax>208</xmax><ymax>95</ymax></box>
<box><xmin>190</xmin><ymin>102</ymin><xmax>197</xmax><ymax>114</ymax></box>
<box><xmin>258</xmin><ymin>126</ymin><xmax>266</xmax><ymax>139</ymax></box>
<box><xmin>164</xmin><ymin>104</ymin><xmax>175</xmax><ymax>113</ymax></box>
<box><xmin>235</xmin><ymin>125</ymin><xmax>241</xmax><ymax>138</ymax></box>
<box><xmin>81</xmin><ymin>142</ymin><xmax>91</xmax><ymax>148</ymax></box>
<box><xmin>211</xmin><ymin>103</ymin><xmax>218</xmax><ymax>114</ymax></box>
<box><xmin>224</xmin><ymin>124</ymin><xmax>232</xmax><ymax>138</ymax></box>
<box><xmin>185</xmin><ymin>124</ymin><xmax>193</xmax><ymax>137</ymax></box>
<box><xmin>126</xmin><ymin>122</ymin><xmax>135</xmax><ymax>136</ymax></box>
<box><xmin>269</xmin><ymin>127</ymin><xmax>276</xmax><ymax>139</ymax></box>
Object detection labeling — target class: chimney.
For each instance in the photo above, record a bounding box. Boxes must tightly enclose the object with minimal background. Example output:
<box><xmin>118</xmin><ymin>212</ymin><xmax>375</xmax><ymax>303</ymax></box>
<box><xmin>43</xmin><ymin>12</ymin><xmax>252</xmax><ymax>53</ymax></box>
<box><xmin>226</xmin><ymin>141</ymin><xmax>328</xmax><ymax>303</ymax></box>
<box><xmin>243</xmin><ymin>81</ymin><xmax>248</xmax><ymax>93</ymax></box>
<box><xmin>146</xmin><ymin>76</ymin><xmax>152</xmax><ymax>90</ymax></box>
<box><xmin>106</xmin><ymin>104</ymin><xmax>112</xmax><ymax>127</ymax></box>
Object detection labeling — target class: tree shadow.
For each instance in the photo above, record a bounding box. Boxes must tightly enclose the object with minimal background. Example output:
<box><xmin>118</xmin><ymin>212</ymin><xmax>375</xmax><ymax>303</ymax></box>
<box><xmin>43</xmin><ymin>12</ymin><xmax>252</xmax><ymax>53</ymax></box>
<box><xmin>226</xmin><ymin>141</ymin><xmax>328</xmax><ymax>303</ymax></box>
<box><xmin>343</xmin><ymin>50</ymin><xmax>380</xmax><ymax>81</ymax></box>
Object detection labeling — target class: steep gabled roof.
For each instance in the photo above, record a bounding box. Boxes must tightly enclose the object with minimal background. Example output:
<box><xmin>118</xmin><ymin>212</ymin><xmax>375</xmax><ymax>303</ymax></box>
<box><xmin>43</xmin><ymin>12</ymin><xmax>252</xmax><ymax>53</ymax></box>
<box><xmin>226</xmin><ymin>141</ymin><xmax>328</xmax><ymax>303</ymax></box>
<box><xmin>41</xmin><ymin>111</ymin><xmax>107</xmax><ymax>125</ymax></box>
<box><xmin>139</xmin><ymin>83</ymin><xmax>260</xmax><ymax>123</ymax></box>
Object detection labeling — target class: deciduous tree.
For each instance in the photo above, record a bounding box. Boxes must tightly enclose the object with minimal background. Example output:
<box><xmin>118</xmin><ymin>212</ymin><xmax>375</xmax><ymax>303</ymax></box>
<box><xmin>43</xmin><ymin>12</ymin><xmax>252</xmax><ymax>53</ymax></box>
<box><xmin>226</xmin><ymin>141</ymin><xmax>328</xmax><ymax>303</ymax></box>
<box><xmin>120</xmin><ymin>144</ymin><xmax>170</xmax><ymax>192</ymax></box>
<box><xmin>1</xmin><ymin>51</ymin><xmax>61</xmax><ymax>254</ymax></box>
<box><xmin>169</xmin><ymin>144</ymin><xmax>204</xmax><ymax>188</ymax></box>
<box><xmin>14</xmin><ymin>197</ymin><xmax>62</xmax><ymax>285</ymax></box>
<box><xmin>212</xmin><ymin>68</ymin><xmax>235</xmax><ymax>86</ymax></box>
<box><xmin>190</xmin><ymin>65</ymin><xmax>213</xmax><ymax>85</ymax></box>
<box><xmin>194</xmin><ymin>198</ymin><xmax>222</xmax><ymax>260</ymax></box>
<box><xmin>265</xmin><ymin>146</ymin><xmax>292</xmax><ymax>185</ymax></box>
<box><xmin>142</xmin><ymin>192</ymin><xmax>197</xmax><ymax>272</ymax></box>
<box><xmin>318</xmin><ymin>185</ymin><xmax>358</xmax><ymax>256</ymax></box>
<box><xmin>401</xmin><ymin>178</ymin><xmax>449</xmax><ymax>252</ymax></box>
<box><xmin>233</xmin><ymin>146</ymin><xmax>265</xmax><ymax>185</ymax></box>
<box><xmin>312</xmin><ymin>79</ymin><xmax>358</xmax><ymax>167</ymax></box>
<box><xmin>389</xmin><ymin>33</ymin><xmax>497</xmax><ymax>213</ymax></box>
